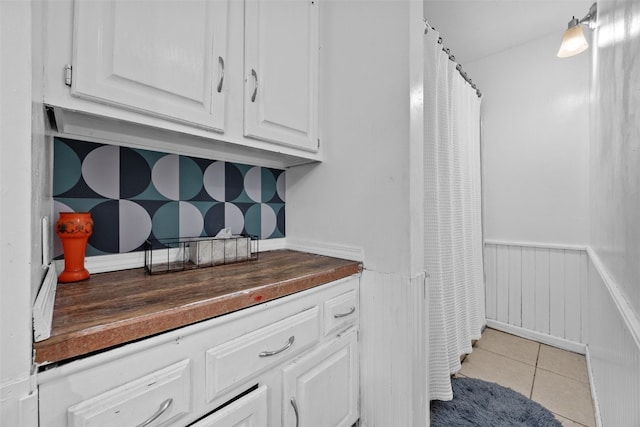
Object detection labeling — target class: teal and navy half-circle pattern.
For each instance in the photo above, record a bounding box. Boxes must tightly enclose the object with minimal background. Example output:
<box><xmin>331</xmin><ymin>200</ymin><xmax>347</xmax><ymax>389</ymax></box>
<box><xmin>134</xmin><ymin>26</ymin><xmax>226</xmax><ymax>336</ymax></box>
<box><xmin>53</xmin><ymin>137</ymin><xmax>285</xmax><ymax>258</ymax></box>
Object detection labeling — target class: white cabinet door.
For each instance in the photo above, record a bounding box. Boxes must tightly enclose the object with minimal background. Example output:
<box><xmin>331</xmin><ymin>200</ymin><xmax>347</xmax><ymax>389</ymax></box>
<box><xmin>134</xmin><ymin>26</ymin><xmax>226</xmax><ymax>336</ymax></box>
<box><xmin>244</xmin><ymin>0</ymin><xmax>319</xmax><ymax>152</ymax></box>
<box><xmin>190</xmin><ymin>385</ymin><xmax>268</xmax><ymax>427</ymax></box>
<box><xmin>71</xmin><ymin>0</ymin><xmax>228</xmax><ymax>131</ymax></box>
<box><xmin>282</xmin><ymin>328</ymin><xmax>359</xmax><ymax>427</ymax></box>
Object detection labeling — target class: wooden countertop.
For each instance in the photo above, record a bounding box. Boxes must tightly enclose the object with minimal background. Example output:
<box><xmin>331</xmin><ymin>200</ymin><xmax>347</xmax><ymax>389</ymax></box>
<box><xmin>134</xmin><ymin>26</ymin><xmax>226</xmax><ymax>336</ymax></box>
<box><xmin>34</xmin><ymin>250</ymin><xmax>362</xmax><ymax>365</ymax></box>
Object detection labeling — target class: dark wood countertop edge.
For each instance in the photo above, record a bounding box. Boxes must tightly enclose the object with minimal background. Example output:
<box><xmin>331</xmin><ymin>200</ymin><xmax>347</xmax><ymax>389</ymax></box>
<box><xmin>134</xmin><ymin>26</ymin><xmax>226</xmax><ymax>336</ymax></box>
<box><xmin>34</xmin><ymin>262</ymin><xmax>362</xmax><ymax>365</ymax></box>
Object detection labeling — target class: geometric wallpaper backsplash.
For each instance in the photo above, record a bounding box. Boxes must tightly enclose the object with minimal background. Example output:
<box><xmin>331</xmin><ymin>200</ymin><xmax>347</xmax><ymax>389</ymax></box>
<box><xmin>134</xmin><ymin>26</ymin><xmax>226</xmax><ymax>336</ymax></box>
<box><xmin>53</xmin><ymin>137</ymin><xmax>285</xmax><ymax>258</ymax></box>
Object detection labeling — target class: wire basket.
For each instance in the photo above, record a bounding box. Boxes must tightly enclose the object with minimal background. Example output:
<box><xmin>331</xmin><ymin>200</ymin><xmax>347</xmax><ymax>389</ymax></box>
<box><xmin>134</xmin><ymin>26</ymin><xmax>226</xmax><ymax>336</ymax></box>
<box><xmin>144</xmin><ymin>234</ymin><xmax>258</xmax><ymax>274</ymax></box>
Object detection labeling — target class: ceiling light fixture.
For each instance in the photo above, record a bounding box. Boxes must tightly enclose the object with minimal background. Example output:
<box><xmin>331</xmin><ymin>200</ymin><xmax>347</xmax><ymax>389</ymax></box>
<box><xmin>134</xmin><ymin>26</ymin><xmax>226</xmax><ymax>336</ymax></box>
<box><xmin>557</xmin><ymin>3</ymin><xmax>597</xmax><ymax>58</ymax></box>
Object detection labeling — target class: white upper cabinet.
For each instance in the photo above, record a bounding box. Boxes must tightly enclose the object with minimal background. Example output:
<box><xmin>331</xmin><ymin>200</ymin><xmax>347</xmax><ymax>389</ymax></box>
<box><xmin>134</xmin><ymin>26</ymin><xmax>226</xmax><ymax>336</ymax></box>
<box><xmin>244</xmin><ymin>0</ymin><xmax>319</xmax><ymax>152</ymax></box>
<box><xmin>44</xmin><ymin>0</ymin><xmax>321</xmax><ymax>167</ymax></box>
<box><xmin>71</xmin><ymin>0</ymin><xmax>228</xmax><ymax>132</ymax></box>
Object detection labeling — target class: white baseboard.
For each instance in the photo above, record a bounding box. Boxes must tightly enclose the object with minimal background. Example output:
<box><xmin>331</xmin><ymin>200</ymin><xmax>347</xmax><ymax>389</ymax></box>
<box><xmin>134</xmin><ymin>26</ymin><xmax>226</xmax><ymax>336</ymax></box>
<box><xmin>485</xmin><ymin>319</ymin><xmax>586</xmax><ymax>354</ymax></box>
<box><xmin>257</xmin><ymin>238</ymin><xmax>287</xmax><ymax>252</ymax></box>
<box><xmin>285</xmin><ymin>240</ymin><xmax>364</xmax><ymax>262</ymax></box>
<box><xmin>584</xmin><ymin>345</ymin><xmax>603</xmax><ymax>427</ymax></box>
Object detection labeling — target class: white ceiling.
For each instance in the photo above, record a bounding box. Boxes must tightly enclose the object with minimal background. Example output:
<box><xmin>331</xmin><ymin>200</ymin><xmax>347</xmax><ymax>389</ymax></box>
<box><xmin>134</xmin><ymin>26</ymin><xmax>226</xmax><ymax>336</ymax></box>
<box><xmin>423</xmin><ymin>0</ymin><xmax>594</xmax><ymax>64</ymax></box>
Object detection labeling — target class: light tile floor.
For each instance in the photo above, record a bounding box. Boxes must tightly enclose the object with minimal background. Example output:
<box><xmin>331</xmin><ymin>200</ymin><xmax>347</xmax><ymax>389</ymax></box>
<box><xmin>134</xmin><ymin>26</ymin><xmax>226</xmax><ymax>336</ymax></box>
<box><xmin>458</xmin><ymin>328</ymin><xmax>596</xmax><ymax>427</ymax></box>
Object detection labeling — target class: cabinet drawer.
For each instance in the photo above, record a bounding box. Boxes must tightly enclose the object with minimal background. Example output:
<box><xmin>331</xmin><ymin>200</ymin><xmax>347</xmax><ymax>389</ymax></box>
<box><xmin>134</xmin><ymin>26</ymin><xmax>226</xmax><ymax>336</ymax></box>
<box><xmin>324</xmin><ymin>290</ymin><xmax>358</xmax><ymax>335</ymax></box>
<box><xmin>67</xmin><ymin>359</ymin><xmax>191</xmax><ymax>427</ymax></box>
<box><xmin>190</xmin><ymin>385</ymin><xmax>268</xmax><ymax>427</ymax></box>
<box><xmin>205</xmin><ymin>307</ymin><xmax>320</xmax><ymax>401</ymax></box>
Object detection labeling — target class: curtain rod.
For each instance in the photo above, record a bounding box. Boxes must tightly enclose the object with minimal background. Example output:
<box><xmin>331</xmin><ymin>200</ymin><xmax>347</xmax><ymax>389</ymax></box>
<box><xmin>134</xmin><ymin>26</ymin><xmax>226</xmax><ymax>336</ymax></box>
<box><xmin>424</xmin><ymin>20</ymin><xmax>482</xmax><ymax>98</ymax></box>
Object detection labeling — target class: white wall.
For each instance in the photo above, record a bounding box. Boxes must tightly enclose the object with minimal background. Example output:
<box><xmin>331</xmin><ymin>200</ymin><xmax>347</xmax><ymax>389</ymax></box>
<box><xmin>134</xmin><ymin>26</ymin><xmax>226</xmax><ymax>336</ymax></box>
<box><xmin>590</xmin><ymin>0</ymin><xmax>640</xmax><ymax>325</ymax></box>
<box><xmin>466</xmin><ymin>33</ymin><xmax>590</xmax><ymax>245</ymax></box>
<box><xmin>287</xmin><ymin>1</ymin><xmax>420</xmax><ymax>275</ymax></box>
<box><xmin>31</xmin><ymin>1</ymin><xmax>52</xmax><ymax>302</ymax></box>
<box><xmin>587</xmin><ymin>0</ymin><xmax>640</xmax><ymax>425</ymax></box>
<box><xmin>0</xmin><ymin>1</ymin><xmax>39</xmax><ymax>425</ymax></box>
<box><xmin>287</xmin><ymin>1</ymin><xmax>428</xmax><ymax>425</ymax></box>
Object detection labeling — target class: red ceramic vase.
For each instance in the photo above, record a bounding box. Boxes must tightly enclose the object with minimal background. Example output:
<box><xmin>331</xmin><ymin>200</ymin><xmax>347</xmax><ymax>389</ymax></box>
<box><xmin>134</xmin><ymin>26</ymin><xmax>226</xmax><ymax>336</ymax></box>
<box><xmin>56</xmin><ymin>212</ymin><xmax>93</xmax><ymax>283</ymax></box>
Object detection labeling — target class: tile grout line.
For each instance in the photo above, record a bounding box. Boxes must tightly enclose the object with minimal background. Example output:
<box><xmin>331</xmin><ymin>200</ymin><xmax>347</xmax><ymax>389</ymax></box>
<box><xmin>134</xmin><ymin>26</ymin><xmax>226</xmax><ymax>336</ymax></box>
<box><xmin>475</xmin><ymin>343</ymin><xmax>539</xmax><ymax>367</ymax></box>
<box><xmin>553</xmin><ymin>412</ymin><xmax>589</xmax><ymax>427</ymax></box>
<box><xmin>529</xmin><ymin>343</ymin><xmax>541</xmax><ymax>399</ymax></box>
<box><xmin>535</xmin><ymin>365</ymin><xmax>591</xmax><ymax>385</ymax></box>
<box><xmin>476</xmin><ymin>329</ymin><xmax>596</xmax><ymax>426</ymax></box>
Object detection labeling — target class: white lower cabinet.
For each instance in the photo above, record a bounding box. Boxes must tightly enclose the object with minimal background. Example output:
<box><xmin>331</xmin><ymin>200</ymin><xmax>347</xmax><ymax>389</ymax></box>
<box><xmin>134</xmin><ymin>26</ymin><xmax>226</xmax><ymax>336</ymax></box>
<box><xmin>37</xmin><ymin>275</ymin><xmax>359</xmax><ymax>427</ymax></box>
<box><xmin>282</xmin><ymin>328</ymin><xmax>359</xmax><ymax>427</ymax></box>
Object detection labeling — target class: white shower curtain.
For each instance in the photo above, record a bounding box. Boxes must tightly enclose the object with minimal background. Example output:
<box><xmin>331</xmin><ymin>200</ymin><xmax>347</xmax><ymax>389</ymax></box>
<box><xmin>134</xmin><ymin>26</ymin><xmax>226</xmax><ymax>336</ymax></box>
<box><xmin>423</xmin><ymin>25</ymin><xmax>486</xmax><ymax>401</ymax></box>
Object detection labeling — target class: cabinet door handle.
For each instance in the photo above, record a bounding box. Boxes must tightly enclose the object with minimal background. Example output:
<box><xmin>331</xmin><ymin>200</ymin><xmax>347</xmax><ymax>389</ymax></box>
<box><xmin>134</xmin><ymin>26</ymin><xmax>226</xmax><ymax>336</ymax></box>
<box><xmin>334</xmin><ymin>306</ymin><xmax>356</xmax><ymax>318</ymax></box>
<box><xmin>251</xmin><ymin>68</ymin><xmax>258</xmax><ymax>102</ymax></box>
<box><xmin>136</xmin><ymin>398</ymin><xmax>173</xmax><ymax>427</ymax></box>
<box><xmin>217</xmin><ymin>56</ymin><xmax>225</xmax><ymax>93</ymax></box>
<box><xmin>291</xmin><ymin>397</ymin><xmax>300</xmax><ymax>427</ymax></box>
<box><xmin>258</xmin><ymin>335</ymin><xmax>294</xmax><ymax>357</ymax></box>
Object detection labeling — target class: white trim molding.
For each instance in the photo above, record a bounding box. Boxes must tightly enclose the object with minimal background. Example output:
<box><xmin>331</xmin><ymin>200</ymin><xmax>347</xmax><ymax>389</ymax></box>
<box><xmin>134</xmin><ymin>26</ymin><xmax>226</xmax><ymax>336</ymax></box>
<box><xmin>486</xmin><ymin>319</ymin><xmax>586</xmax><ymax>354</ymax></box>
<box><xmin>33</xmin><ymin>264</ymin><xmax>58</xmax><ymax>342</ymax></box>
<box><xmin>484</xmin><ymin>239</ymin><xmax>587</xmax><ymax>252</ymax></box>
<box><xmin>285</xmin><ymin>240</ymin><xmax>364</xmax><ymax>262</ymax></box>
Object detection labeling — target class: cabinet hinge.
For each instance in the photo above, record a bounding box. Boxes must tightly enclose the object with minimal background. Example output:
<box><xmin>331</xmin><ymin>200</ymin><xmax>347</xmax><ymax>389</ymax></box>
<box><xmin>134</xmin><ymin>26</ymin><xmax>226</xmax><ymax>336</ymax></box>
<box><xmin>64</xmin><ymin>64</ymin><xmax>72</xmax><ymax>86</ymax></box>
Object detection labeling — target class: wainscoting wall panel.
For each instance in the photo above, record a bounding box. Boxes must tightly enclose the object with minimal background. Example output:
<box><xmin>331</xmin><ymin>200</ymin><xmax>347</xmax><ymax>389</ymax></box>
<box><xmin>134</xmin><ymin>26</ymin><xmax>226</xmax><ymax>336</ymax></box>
<box><xmin>359</xmin><ymin>270</ymin><xmax>427</xmax><ymax>427</ymax></box>
<box><xmin>485</xmin><ymin>241</ymin><xmax>640</xmax><ymax>426</ymax></box>
<box><xmin>586</xmin><ymin>249</ymin><xmax>640</xmax><ymax>426</ymax></box>
<box><xmin>484</xmin><ymin>241</ymin><xmax>587</xmax><ymax>344</ymax></box>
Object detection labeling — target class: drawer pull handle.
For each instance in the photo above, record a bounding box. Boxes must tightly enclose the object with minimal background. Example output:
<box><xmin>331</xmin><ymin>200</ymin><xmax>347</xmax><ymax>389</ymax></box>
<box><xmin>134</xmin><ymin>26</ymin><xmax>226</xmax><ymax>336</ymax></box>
<box><xmin>334</xmin><ymin>306</ymin><xmax>356</xmax><ymax>318</ymax></box>
<box><xmin>217</xmin><ymin>56</ymin><xmax>225</xmax><ymax>93</ymax></box>
<box><xmin>291</xmin><ymin>397</ymin><xmax>300</xmax><ymax>427</ymax></box>
<box><xmin>251</xmin><ymin>68</ymin><xmax>258</xmax><ymax>102</ymax></box>
<box><xmin>259</xmin><ymin>335</ymin><xmax>295</xmax><ymax>357</ymax></box>
<box><xmin>136</xmin><ymin>398</ymin><xmax>173</xmax><ymax>427</ymax></box>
